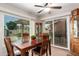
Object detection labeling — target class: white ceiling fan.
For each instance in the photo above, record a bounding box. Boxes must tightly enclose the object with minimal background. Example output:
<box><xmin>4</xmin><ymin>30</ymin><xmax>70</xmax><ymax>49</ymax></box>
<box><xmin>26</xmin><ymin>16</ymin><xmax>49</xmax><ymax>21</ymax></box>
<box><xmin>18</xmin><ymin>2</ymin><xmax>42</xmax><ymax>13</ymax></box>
<box><xmin>34</xmin><ymin>3</ymin><xmax>62</xmax><ymax>14</ymax></box>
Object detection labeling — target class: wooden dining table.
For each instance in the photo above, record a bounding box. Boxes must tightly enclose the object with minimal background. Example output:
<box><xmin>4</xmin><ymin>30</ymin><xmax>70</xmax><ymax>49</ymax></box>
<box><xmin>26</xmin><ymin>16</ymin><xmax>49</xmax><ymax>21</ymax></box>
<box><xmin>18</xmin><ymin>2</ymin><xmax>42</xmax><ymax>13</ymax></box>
<box><xmin>12</xmin><ymin>40</ymin><xmax>51</xmax><ymax>56</ymax></box>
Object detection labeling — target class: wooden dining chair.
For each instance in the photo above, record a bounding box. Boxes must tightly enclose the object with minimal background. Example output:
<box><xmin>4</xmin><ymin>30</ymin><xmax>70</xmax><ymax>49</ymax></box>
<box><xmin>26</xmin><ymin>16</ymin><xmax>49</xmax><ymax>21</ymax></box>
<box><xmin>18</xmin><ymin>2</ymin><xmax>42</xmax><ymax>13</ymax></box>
<box><xmin>22</xmin><ymin>33</ymin><xmax>29</xmax><ymax>43</ymax></box>
<box><xmin>4</xmin><ymin>37</ymin><xmax>29</xmax><ymax>56</ymax></box>
<box><xmin>4</xmin><ymin>37</ymin><xmax>15</xmax><ymax>56</ymax></box>
<box><xmin>32</xmin><ymin>40</ymin><xmax>49</xmax><ymax>56</ymax></box>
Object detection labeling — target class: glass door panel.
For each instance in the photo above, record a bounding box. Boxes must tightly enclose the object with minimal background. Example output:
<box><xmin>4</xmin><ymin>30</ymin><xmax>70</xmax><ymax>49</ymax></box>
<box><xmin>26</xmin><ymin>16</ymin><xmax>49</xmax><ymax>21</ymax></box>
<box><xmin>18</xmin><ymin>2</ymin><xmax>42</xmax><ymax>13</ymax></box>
<box><xmin>54</xmin><ymin>19</ymin><xmax>67</xmax><ymax>47</ymax></box>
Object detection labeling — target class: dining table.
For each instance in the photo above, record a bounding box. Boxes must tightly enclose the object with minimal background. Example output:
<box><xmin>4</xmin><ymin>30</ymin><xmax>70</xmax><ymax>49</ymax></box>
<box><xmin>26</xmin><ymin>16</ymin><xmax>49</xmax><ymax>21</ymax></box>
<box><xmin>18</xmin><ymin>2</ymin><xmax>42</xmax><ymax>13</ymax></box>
<box><xmin>12</xmin><ymin>40</ymin><xmax>51</xmax><ymax>56</ymax></box>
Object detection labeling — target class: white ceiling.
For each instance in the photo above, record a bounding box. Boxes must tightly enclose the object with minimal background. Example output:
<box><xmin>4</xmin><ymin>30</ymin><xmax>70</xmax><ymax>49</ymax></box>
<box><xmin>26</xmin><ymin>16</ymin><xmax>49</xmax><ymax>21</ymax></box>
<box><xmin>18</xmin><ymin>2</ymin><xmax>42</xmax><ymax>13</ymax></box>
<box><xmin>1</xmin><ymin>3</ymin><xmax>79</xmax><ymax>20</ymax></box>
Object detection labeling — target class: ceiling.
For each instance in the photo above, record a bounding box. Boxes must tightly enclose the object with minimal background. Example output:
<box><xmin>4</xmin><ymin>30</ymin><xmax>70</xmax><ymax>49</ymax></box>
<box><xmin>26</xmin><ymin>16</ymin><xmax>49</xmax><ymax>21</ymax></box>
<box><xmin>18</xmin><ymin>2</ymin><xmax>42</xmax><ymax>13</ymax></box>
<box><xmin>1</xmin><ymin>3</ymin><xmax>79</xmax><ymax>20</ymax></box>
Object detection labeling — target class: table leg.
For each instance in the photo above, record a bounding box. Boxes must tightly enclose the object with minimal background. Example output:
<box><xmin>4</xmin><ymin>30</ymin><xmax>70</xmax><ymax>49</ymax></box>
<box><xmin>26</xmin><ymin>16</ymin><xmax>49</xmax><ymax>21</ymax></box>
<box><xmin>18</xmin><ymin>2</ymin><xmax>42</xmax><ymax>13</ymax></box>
<box><xmin>49</xmin><ymin>40</ymin><xmax>51</xmax><ymax>56</ymax></box>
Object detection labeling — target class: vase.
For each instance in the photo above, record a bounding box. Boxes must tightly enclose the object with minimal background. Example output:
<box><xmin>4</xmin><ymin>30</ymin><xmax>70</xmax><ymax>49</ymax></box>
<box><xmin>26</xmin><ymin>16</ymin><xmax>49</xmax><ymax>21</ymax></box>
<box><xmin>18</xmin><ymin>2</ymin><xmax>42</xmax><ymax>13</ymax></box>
<box><xmin>32</xmin><ymin>39</ymin><xmax>36</xmax><ymax>44</ymax></box>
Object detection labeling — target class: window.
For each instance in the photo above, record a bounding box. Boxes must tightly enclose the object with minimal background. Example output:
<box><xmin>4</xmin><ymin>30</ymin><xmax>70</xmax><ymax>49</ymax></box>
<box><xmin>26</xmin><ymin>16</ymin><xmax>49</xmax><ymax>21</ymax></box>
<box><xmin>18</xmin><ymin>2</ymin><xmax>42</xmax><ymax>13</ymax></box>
<box><xmin>4</xmin><ymin>15</ymin><xmax>30</xmax><ymax>42</ymax></box>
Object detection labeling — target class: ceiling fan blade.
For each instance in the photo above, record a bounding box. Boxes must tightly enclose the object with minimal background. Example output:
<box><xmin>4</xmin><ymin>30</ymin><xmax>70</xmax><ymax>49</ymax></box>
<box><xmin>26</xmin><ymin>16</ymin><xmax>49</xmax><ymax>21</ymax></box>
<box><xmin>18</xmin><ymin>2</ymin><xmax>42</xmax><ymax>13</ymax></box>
<box><xmin>34</xmin><ymin>5</ymin><xmax>44</xmax><ymax>7</ymax></box>
<box><xmin>50</xmin><ymin>6</ymin><xmax>62</xmax><ymax>9</ymax></box>
<box><xmin>37</xmin><ymin>9</ymin><xmax>44</xmax><ymax>13</ymax></box>
<box><xmin>44</xmin><ymin>3</ymin><xmax>48</xmax><ymax>6</ymax></box>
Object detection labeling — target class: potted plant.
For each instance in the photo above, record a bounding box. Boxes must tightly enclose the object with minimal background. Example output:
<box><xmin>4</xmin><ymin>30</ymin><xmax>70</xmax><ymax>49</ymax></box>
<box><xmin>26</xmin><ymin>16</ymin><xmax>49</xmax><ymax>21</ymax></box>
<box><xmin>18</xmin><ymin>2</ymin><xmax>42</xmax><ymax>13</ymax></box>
<box><xmin>31</xmin><ymin>35</ymin><xmax>36</xmax><ymax>44</ymax></box>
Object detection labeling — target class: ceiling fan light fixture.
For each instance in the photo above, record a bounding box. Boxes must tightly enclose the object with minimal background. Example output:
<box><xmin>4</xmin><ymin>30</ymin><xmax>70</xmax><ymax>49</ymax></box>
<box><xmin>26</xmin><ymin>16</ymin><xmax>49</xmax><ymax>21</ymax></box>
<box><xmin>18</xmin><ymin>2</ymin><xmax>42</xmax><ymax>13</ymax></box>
<box><xmin>44</xmin><ymin>8</ymin><xmax>50</xmax><ymax>12</ymax></box>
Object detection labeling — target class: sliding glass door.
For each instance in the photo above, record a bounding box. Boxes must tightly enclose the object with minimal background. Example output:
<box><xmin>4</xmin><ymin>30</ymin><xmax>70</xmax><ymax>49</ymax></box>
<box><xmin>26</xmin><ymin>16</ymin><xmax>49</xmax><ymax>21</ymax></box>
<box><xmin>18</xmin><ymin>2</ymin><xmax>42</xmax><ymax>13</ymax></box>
<box><xmin>54</xmin><ymin>19</ymin><xmax>67</xmax><ymax>47</ymax></box>
<box><xmin>44</xmin><ymin>18</ymin><xmax>67</xmax><ymax>48</ymax></box>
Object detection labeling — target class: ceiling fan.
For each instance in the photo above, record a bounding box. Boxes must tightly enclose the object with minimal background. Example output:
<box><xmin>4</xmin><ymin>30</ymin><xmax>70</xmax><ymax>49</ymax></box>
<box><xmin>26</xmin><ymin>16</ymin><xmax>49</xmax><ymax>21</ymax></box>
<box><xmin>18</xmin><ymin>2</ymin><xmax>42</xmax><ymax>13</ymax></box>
<box><xmin>34</xmin><ymin>3</ymin><xmax>62</xmax><ymax>13</ymax></box>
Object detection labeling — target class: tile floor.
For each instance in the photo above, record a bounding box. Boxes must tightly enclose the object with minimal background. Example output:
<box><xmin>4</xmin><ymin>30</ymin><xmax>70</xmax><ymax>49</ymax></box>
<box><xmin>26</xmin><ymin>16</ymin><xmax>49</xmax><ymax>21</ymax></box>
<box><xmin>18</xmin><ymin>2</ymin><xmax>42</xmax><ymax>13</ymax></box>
<box><xmin>29</xmin><ymin>46</ymin><xmax>71</xmax><ymax>56</ymax></box>
<box><xmin>51</xmin><ymin>46</ymin><xmax>69</xmax><ymax>56</ymax></box>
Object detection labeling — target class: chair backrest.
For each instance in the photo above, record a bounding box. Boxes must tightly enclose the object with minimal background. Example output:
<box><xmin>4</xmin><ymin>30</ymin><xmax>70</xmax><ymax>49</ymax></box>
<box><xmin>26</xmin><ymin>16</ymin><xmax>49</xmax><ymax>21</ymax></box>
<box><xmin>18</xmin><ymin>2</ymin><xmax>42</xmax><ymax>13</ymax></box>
<box><xmin>4</xmin><ymin>37</ymin><xmax>14</xmax><ymax>56</ymax></box>
<box><xmin>39</xmin><ymin>33</ymin><xmax>49</xmax><ymax>41</ymax></box>
<box><xmin>22</xmin><ymin>33</ymin><xmax>29</xmax><ymax>42</ymax></box>
<box><xmin>40</xmin><ymin>40</ymin><xmax>49</xmax><ymax>55</ymax></box>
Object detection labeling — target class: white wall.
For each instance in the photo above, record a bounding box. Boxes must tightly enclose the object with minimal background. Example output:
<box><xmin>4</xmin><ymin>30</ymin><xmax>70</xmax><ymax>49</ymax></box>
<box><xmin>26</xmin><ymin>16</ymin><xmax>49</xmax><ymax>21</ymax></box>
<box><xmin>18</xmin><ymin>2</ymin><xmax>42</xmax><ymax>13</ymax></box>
<box><xmin>0</xmin><ymin>12</ymin><xmax>7</xmax><ymax>56</ymax></box>
<box><xmin>40</xmin><ymin>12</ymin><xmax>70</xmax><ymax>20</ymax></box>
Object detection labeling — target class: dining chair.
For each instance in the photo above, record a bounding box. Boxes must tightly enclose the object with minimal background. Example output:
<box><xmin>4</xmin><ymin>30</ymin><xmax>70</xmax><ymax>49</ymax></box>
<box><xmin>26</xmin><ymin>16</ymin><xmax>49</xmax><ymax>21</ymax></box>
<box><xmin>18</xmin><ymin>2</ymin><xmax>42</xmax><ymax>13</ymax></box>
<box><xmin>39</xmin><ymin>33</ymin><xmax>49</xmax><ymax>41</ymax></box>
<box><xmin>4</xmin><ymin>37</ymin><xmax>15</xmax><ymax>56</ymax></box>
<box><xmin>22</xmin><ymin>33</ymin><xmax>29</xmax><ymax>43</ymax></box>
<box><xmin>32</xmin><ymin>40</ymin><xmax>49</xmax><ymax>56</ymax></box>
<box><xmin>4</xmin><ymin>37</ymin><xmax>29</xmax><ymax>56</ymax></box>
